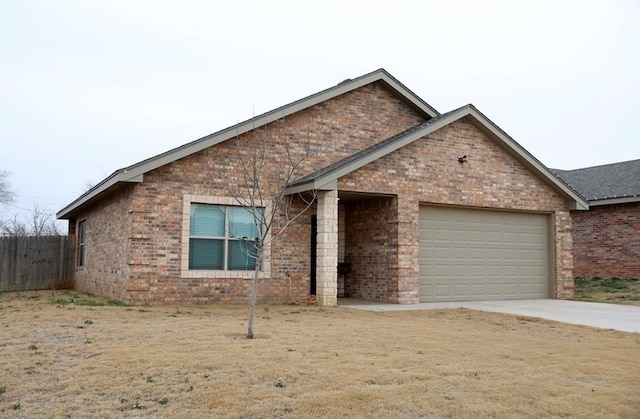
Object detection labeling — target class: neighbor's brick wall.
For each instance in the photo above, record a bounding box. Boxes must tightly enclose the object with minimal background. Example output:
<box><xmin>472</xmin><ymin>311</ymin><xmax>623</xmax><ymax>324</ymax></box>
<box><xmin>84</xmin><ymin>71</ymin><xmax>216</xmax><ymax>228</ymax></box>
<box><xmin>339</xmin><ymin>118</ymin><xmax>574</xmax><ymax>301</ymax></box>
<box><xmin>572</xmin><ymin>202</ymin><xmax>640</xmax><ymax>279</ymax></box>
<box><xmin>74</xmin><ymin>81</ymin><xmax>426</xmax><ymax>304</ymax></box>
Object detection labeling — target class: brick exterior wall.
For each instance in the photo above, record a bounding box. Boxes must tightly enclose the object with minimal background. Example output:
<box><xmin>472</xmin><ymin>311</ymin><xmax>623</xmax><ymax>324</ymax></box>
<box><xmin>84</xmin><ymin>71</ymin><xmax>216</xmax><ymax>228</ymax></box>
<box><xmin>72</xmin><ymin>187</ymin><xmax>134</xmax><ymax>301</ymax></box>
<box><xmin>71</xmin><ymin>83</ymin><xmax>576</xmax><ymax>304</ymax></box>
<box><xmin>344</xmin><ymin>197</ymin><xmax>397</xmax><ymax>301</ymax></box>
<box><xmin>572</xmin><ymin>202</ymin><xmax>640</xmax><ymax>279</ymax></box>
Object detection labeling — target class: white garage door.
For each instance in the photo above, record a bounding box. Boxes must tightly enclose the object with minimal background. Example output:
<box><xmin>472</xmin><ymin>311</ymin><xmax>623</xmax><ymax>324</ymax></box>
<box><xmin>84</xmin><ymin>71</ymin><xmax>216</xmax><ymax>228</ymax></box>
<box><xmin>419</xmin><ymin>205</ymin><xmax>551</xmax><ymax>302</ymax></box>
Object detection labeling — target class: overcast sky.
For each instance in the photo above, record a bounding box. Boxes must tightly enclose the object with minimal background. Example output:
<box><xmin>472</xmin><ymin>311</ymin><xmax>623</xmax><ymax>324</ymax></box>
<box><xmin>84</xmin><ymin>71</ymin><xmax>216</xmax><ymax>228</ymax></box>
<box><xmin>1</xmin><ymin>0</ymin><xmax>638</xmax><ymax>226</ymax></box>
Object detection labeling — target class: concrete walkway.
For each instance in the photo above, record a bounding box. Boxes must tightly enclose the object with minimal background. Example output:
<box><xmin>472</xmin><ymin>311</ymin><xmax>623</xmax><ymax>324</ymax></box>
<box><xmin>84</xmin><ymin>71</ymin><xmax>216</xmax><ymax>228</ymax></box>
<box><xmin>340</xmin><ymin>299</ymin><xmax>640</xmax><ymax>333</ymax></box>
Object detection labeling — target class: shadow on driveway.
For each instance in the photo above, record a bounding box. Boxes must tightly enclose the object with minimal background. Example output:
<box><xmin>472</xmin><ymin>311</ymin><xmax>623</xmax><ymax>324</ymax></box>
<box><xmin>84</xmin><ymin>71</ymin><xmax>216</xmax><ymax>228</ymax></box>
<box><xmin>340</xmin><ymin>299</ymin><xmax>640</xmax><ymax>333</ymax></box>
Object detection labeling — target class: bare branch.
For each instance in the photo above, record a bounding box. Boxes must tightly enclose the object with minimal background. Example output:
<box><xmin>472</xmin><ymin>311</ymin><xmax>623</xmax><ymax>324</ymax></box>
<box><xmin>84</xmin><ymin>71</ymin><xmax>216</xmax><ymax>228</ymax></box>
<box><xmin>0</xmin><ymin>204</ymin><xmax>61</xmax><ymax>236</ymax></box>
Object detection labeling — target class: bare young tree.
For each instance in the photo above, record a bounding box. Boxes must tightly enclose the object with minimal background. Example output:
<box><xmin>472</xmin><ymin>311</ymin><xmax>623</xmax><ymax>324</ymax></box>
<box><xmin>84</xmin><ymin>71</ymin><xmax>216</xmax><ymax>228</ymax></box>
<box><xmin>220</xmin><ymin>123</ymin><xmax>317</xmax><ymax>339</ymax></box>
<box><xmin>0</xmin><ymin>214</ymin><xmax>28</xmax><ymax>236</ymax></box>
<box><xmin>0</xmin><ymin>170</ymin><xmax>16</xmax><ymax>206</ymax></box>
<box><xmin>0</xmin><ymin>203</ymin><xmax>61</xmax><ymax>236</ymax></box>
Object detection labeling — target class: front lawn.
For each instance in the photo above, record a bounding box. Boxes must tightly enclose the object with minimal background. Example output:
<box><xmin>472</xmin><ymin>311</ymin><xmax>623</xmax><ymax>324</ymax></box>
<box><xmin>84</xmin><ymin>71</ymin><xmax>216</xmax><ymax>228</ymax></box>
<box><xmin>0</xmin><ymin>290</ymin><xmax>639</xmax><ymax>417</ymax></box>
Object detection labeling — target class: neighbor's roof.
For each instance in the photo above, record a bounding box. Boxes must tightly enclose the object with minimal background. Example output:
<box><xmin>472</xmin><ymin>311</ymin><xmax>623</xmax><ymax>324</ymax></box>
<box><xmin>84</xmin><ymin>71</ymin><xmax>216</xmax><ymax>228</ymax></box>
<box><xmin>553</xmin><ymin>159</ymin><xmax>640</xmax><ymax>206</ymax></box>
<box><xmin>57</xmin><ymin>68</ymin><xmax>439</xmax><ymax>219</ymax></box>
<box><xmin>288</xmin><ymin>104</ymin><xmax>589</xmax><ymax>211</ymax></box>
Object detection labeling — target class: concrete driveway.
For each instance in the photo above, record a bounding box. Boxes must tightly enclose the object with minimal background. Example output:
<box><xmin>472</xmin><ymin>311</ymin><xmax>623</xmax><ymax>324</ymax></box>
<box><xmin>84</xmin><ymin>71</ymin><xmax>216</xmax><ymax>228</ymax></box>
<box><xmin>340</xmin><ymin>299</ymin><xmax>640</xmax><ymax>333</ymax></box>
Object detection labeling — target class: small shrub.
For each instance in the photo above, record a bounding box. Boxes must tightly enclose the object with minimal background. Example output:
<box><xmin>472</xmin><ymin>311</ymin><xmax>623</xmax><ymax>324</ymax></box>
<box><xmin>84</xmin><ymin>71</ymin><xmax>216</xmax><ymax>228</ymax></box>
<box><xmin>28</xmin><ymin>344</ymin><xmax>37</xmax><ymax>351</ymax></box>
<box><xmin>0</xmin><ymin>386</ymin><xmax>6</xmax><ymax>396</ymax></box>
<box><xmin>12</xmin><ymin>401</ymin><xmax>21</xmax><ymax>410</ymax></box>
<box><xmin>52</xmin><ymin>299</ymin><xmax>69</xmax><ymax>307</ymax></box>
<box><xmin>274</xmin><ymin>378</ymin><xmax>285</xmax><ymax>388</ymax></box>
<box><xmin>132</xmin><ymin>398</ymin><xmax>144</xmax><ymax>410</ymax></box>
<box><xmin>84</xmin><ymin>319</ymin><xmax>94</xmax><ymax>325</ymax></box>
<box><xmin>158</xmin><ymin>397</ymin><xmax>169</xmax><ymax>405</ymax></box>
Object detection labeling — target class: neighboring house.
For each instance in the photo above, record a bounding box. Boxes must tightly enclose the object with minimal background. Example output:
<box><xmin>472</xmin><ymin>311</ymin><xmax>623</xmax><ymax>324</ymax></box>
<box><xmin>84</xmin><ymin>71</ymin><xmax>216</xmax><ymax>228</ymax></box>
<box><xmin>57</xmin><ymin>69</ymin><xmax>588</xmax><ymax>305</ymax></box>
<box><xmin>554</xmin><ymin>160</ymin><xmax>640</xmax><ymax>279</ymax></box>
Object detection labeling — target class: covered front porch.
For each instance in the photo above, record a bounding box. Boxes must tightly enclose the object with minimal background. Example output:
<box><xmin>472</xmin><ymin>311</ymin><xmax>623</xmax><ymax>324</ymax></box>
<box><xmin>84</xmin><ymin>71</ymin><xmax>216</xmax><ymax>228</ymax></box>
<box><xmin>313</xmin><ymin>189</ymin><xmax>418</xmax><ymax>306</ymax></box>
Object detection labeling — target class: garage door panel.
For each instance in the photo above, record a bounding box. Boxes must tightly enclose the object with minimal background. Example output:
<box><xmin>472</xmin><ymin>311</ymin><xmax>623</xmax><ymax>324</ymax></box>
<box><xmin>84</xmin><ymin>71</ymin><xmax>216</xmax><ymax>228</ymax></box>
<box><xmin>468</xmin><ymin>231</ymin><xmax>485</xmax><ymax>242</ymax></box>
<box><xmin>419</xmin><ymin>206</ymin><xmax>550</xmax><ymax>302</ymax></box>
<box><xmin>434</xmin><ymin>264</ymin><xmax>451</xmax><ymax>276</ymax></box>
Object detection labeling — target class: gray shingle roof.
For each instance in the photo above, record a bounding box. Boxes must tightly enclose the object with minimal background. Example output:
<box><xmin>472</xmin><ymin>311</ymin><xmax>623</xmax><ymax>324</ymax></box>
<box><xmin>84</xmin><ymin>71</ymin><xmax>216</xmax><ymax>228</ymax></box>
<box><xmin>553</xmin><ymin>159</ymin><xmax>640</xmax><ymax>202</ymax></box>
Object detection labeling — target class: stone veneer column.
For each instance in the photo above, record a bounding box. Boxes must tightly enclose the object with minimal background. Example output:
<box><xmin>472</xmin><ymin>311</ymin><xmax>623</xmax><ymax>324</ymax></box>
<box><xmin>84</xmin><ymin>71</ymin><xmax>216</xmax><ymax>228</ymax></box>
<box><xmin>395</xmin><ymin>196</ymin><xmax>420</xmax><ymax>304</ymax></box>
<box><xmin>316</xmin><ymin>190</ymin><xmax>338</xmax><ymax>306</ymax></box>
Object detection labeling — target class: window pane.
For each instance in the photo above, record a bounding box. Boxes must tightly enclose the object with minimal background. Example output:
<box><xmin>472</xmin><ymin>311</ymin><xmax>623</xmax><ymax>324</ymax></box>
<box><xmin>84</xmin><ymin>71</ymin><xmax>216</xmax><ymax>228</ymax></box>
<box><xmin>229</xmin><ymin>207</ymin><xmax>262</xmax><ymax>239</ymax></box>
<box><xmin>228</xmin><ymin>240</ymin><xmax>258</xmax><ymax>270</ymax></box>
<box><xmin>189</xmin><ymin>238</ymin><xmax>223</xmax><ymax>270</ymax></box>
<box><xmin>190</xmin><ymin>204</ymin><xmax>225</xmax><ymax>237</ymax></box>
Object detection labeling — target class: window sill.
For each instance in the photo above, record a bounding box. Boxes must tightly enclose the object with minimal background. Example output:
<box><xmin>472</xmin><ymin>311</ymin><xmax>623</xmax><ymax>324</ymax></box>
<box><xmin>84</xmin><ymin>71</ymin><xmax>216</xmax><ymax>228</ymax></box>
<box><xmin>180</xmin><ymin>270</ymin><xmax>270</xmax><ymax>280</ymax></box>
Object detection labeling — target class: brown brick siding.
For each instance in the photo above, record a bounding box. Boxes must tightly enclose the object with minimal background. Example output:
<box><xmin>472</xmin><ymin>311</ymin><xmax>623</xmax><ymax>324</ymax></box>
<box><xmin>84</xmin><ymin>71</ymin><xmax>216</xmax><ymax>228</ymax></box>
<box><xmin>73</xmin><ymin>187</ymin><xmax>134</xmax><ymax>301</ymax></box>
<box><xmin>572</xmin><ymin>202</ymin><xmax>640</xmax><ymax>279</ymax></box>
<box><xmin>344</xmin><ymin>197</ymin><xmax>397</xmax><ymax>301</ymax></box>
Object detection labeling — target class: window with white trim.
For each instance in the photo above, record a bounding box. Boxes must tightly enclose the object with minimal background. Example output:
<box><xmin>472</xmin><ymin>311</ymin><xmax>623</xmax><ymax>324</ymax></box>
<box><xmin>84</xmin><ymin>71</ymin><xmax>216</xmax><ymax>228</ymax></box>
<box><xmin>189</xmin><ymin>204</ymin><xmax>263</xmax><ymax>271</ymax></box>
<box><xmin>78</xmin><ymin>220</ymin><xmax>86</xmax><ymax>267</ymax></box>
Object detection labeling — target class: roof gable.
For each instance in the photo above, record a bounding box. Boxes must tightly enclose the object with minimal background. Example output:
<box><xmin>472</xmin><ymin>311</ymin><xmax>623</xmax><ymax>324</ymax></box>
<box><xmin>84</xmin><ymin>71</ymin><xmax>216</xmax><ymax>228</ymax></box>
<box><xmin>57</xmin><ymin>69</ymin><xmax>439</xmax><ymax>219</ymax></box>
<box><xmin>288</xmin><ymin>104</ymin><xmax>589</xmax><ymax>211</ymax></box>
<box><xmin>554</xmin><ymin>159</ymin><xmax>640</xmax><ymax>205</ymax></box>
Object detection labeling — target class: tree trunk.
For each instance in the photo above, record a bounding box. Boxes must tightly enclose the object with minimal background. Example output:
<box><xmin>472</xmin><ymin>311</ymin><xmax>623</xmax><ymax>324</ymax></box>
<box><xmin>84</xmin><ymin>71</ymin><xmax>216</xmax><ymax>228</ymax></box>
<box><xmin>246</xmin><ymin>251</ymin><xmax>263</xmax><ymax>339</ymax></box>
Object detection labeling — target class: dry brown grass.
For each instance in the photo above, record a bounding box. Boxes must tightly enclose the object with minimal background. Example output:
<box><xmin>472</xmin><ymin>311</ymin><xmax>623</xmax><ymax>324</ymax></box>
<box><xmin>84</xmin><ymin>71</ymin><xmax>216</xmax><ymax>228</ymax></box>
<box><xmin>1</xmin><ymin>290</ymin><xmax>639</xmax><ymax>418</ymax></box>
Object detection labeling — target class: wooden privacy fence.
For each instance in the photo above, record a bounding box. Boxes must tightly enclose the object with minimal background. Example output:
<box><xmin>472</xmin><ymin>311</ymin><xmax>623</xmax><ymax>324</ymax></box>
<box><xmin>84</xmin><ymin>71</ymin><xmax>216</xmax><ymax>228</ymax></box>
<box><xmin>0</xmin><ymin>235</ymin><xmax>75</xmax><ymax>291</ymax></box>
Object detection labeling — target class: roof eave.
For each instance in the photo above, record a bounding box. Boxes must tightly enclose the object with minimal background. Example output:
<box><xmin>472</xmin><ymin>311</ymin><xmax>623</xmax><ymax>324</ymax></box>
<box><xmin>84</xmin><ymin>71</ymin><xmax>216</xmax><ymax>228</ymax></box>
<box><xmin>463</xmin><ymin>107</ymin><xmax>589</xmax><ymax>211</ymax></box>
<box><xmin>56</xmin><ymin>171</ymin><xmax>144</xmax><ymax>220</ymax></box>
<box><xmin>58</xmin><ymin>68</ymin><xmax>439</xmax><ymax>217</ymax></box>
<box><xmin>287</xmin><ymin>105</ymin><xmax>589</xmax><ymax>211</ymax></box>
<box><xmin>286</xmin><ymin>109</ymin><xmax>463</xmax><ymax>194</ymax></box>
<box><xmin>286</xmin><ymin>179</ymin><xmax>338</xmax><ymax>195</ymax></box>
<box><xmin>588</xmin><ymin>196</ymin><xmax>640</xmax><ymax>206</ymax></box>
<box><xmin>120</xmin><ymin>69</ymin><xmax>439</xmax><ymax>181</ymax></box>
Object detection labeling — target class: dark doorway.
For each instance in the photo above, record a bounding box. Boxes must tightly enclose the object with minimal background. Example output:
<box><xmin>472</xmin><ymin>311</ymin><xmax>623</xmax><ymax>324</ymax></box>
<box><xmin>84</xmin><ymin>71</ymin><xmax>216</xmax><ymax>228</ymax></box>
<box><xmin>310</xmin><ymin>215</ymin><xmax>317</xmax><ymax>295</ymax></box>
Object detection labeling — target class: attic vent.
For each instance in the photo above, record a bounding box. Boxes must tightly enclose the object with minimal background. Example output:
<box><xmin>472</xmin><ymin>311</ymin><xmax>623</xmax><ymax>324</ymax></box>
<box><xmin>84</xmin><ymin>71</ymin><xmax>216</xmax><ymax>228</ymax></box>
<box><xmin>338</xmin><ymin>78</ymin><xmax>352</xmax><ymax>85</ymax></box>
